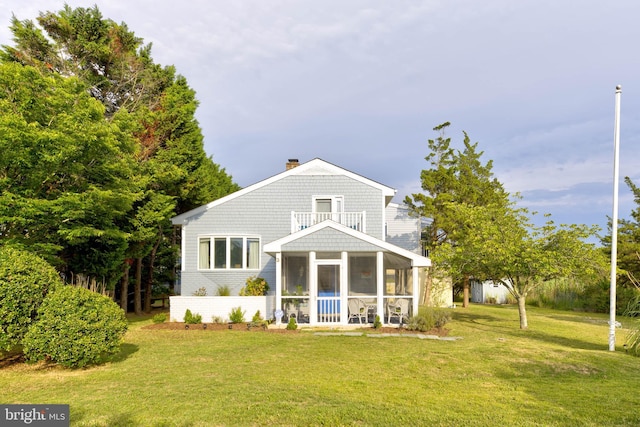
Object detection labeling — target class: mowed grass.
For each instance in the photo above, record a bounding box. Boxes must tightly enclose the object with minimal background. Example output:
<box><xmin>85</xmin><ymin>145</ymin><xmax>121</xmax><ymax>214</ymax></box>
<box><xmin>1</xmin><ymin>304</ymin><xmax>639</xmax><ymax>426</ymax></box>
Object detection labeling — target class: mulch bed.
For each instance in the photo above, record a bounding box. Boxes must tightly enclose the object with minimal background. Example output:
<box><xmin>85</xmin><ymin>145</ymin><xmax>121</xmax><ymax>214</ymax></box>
<box><xmin>143</xmin><ymin>322</ymin><xmax>295</xmax><ymax>333</ymax></box>
<box><xmin>143</xmin><ymin>322</ymin><xmax>449</xmax><ymax>337</ymax></box>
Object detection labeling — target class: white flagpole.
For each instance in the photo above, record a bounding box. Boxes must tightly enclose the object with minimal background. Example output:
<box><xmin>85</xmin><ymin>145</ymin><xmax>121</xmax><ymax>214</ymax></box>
<box><xmin>609</xmin><ymin>85</ymin><xmax>622</xmax><ymax>352</ymax></box>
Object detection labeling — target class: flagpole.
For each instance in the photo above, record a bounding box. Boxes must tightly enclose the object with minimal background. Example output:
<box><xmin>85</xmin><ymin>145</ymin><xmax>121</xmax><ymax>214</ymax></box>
<box><xmin>609</xmin><ymin>84</ymin><xmax>622</xmax><ymax>352</ymax></box>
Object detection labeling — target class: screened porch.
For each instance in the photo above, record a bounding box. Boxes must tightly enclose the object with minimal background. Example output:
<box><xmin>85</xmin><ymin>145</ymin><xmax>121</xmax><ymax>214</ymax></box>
<box><xmin>278</xmin><ymin>251</ymin><xmax>417</xmax><ymax>326</ymax></box>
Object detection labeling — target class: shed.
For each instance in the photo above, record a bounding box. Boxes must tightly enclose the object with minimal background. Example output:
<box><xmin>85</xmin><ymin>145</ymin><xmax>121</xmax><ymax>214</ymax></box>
<box><xmin>470</xmin><ymin>280</ymin><xmax>510</xmax><ymax>304</ymax></box>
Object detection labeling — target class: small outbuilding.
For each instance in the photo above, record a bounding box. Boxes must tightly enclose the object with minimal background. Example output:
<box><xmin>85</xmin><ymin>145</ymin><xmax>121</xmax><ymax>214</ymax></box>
<box><xmin>470</xmin><ymin>280</ymin><xmax>510</xmax><ymax>304</ymax></box>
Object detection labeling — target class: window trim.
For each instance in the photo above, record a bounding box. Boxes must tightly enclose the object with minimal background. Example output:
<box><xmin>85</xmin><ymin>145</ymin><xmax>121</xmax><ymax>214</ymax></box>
<box><xmin>198</xmin><ymin>235</ymin><xmax>261</xmax><ymax>270</ymax></box>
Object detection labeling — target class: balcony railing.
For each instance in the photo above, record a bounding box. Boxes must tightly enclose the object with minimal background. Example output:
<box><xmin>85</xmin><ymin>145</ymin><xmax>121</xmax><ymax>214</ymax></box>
<box><xmin>291</xmin><ymin>211</ymin><xmax>366</xmax><ymax>233</ymax></box>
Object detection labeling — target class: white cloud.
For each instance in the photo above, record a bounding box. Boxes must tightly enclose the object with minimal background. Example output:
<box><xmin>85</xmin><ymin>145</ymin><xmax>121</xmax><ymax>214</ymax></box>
<box><xmin>3</xmin><ymin>0</ymin><xmax>640</xmax><ymax>235</ymax></box>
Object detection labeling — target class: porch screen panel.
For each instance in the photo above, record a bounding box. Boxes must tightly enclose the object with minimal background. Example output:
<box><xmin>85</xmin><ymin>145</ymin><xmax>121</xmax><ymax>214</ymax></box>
<box><xmin>230</xmin><ymin>238</ymin><xmax>243</xmax><ymax>268</ymax></box>
<box><xmin>214</xmin><ymin>238</ymin><xmax>226</xmax><ymax>268</ymax></box>
<box><xmin>199</xmin><ymin>238</ymin><xmax>210</xmax><ymax>269</ymax></box>
<box><xmin>247</xmin><ymin>238</ymin><xmax>260</xmax><ymax>269</ymax></box>
<box><xmin>283</xmin><ymin>256</ymin><xmax>308</xmax><ymax>295</ymax></box>
<box><xmin>349</xmin><ymin>255</ymin><xmax>376</xmax><ymax>295</ymax></box>
<box><xmin>384</xmin><ymin>269</ymin><xmax>412</xmax><ymax>295</ymax></box>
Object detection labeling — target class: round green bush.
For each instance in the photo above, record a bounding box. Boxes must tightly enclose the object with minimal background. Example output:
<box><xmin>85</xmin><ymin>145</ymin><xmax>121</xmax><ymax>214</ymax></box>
<box><xmin>0</xmin><ymin>247</ymin><xmax>62</xmax><ymax>352</ymax></box>
<box><xmin>286</xmin><ymin>316</ymin><xmax>298</xmax><ymax>330</ymax></box>
<box><xmin>152</xmin><ymin>313</ymin><xmax>167</xmax><ymax>324</ymax></box>
<box><xmin>22</xmin><ymin>285</ymin><xmax>128</xmax><ymax>368</ymax></box>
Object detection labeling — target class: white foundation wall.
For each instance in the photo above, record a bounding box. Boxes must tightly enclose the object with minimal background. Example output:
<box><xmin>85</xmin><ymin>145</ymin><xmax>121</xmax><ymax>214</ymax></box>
<box><xmin>169</xmin><ymin>296</ymin><xmax>276</xmax><ymax>323</ymax></box>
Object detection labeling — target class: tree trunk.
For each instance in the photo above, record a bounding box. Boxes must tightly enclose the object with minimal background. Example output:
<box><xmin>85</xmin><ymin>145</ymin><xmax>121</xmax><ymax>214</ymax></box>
<box><xmin>144</xmin><ymin>233</ymin><xmax>162</xmax><ymax>313</ymax></box>
<box><xmin>517</xmin><ymin>295</ymin><xmax>528</xmax><ymax>329</ymax></box>
<box><xmin>422</xmin><ymin>269</ymin><xmax>433</xmax><ymax>306</ymax></box>
<box><xmin>462</xmin><ymin>274</ymin><xmax>470</xmax><ymax>308</ymax></box>
<box><xmin>134</xmin><ymin>257</ymin><xmax>142</xmax><ymax>316</ymax></box>
<box><xmin>143</xmin><ymin>258</ymin><xmax>152</xmax><ymax>313</ymax></box>
<box><xmin>120</xmin><ymin>262</ymin><xmax>130</xmax><ymax>311</ymax></box>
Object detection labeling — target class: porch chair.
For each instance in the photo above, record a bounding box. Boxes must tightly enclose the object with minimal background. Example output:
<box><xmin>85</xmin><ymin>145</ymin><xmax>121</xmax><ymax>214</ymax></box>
<box><xmin>298</xmin><ymin>302</ymin><xmax>310</xmax><ymax>323</ymax></box>
<box><xmin>387</xmin><ymin>298</ymin><xmax>409</xmax><ymax>325</ymax></box>
<box><xmin>285</xmin><ymin>302</ymin><xmax>298</xmax><ymax>322</ymax></box>
<box><xmin>348</xmin><ymin>299</ymin><xmax>368</xmax><ymax>324</ymax></box>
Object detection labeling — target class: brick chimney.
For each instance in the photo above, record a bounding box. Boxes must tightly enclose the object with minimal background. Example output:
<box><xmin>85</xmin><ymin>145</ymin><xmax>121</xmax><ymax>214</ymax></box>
<box><xmin>286</xmin><ymin>159</ymin><xmax>299</xmax><ymax>170</ymax></box>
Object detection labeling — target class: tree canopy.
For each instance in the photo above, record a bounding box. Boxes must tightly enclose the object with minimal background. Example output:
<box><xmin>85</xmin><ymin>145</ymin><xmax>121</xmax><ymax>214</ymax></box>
<box><xmin>409</xmin><ymin>123</ymin><xmax>606</xmax><ymax>328</ymax></box>
<box><xmin>405</xmin><ymin>123</ymin><xmax>509</xmax><ymax>306</ymax></box>
<box><xmin>439</xmin><ymin>201</ymin><xmax>606</xmax><ymax>328</ymax></box>
<box><xmin>0</xmin><ymin>5</ymin><xmax>239</xmax><ymax>311</ymax></box>
<box><xmin>0</xmin><ymin>61</ymin><xmax>137</xmax><ymax>271</ymax></box>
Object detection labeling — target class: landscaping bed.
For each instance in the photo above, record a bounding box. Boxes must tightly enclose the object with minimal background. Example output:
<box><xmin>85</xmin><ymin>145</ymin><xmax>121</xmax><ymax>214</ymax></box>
<box><xmin>143</xmin><ymin>321</ymin><xmax>449</xmax><ymax>336</ymax></box>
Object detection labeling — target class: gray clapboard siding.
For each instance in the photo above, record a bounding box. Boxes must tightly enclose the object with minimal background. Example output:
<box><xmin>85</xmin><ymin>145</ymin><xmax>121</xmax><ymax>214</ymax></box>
<box><xmin>180</xmin><ymin>173</ymin><xmax>386</xmax><ymax>295</ymax></box>
<box><xmin>385</xmin><ymin>203</ymin><xmax>422</xmax><ymax>253</ymax></box>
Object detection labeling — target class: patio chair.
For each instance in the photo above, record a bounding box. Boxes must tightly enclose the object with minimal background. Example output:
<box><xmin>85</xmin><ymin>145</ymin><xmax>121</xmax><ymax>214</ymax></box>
<box><xmin>348</xmin><ymin>299</ymin><xmax>367</xmax><ymax>324</ymax></box>
<box><xmin>285</xmin><ymin>302</ymin><xmax>298</xmax><ymax>321</ymax></box>
<box><xmin>387</xmin><ymin>299</ymin><xmax>409</xmax><ymax>324</ymax></box>
<box><xmin>298</xmin><ymin>301</ymin><xmax>310</xmax><ymax>323</ymax></box>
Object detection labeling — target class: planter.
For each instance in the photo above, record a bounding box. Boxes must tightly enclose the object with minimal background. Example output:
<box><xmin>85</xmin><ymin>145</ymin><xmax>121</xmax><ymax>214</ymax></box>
<box><xmin>170</xmin><ymin>295</ymin><xmax>276</xmax><ymax>324</ymax></box>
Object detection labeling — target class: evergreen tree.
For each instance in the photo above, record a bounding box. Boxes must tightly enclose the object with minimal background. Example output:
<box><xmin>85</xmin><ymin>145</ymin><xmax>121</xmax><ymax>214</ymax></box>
<box><xmin>0</xmin><ymin>62</ymin><xmax>137</xmax><ymax>281</ymax></box>
<box><xmin>405</xmin><ymin>123</ymin><xmax>508</xmax><ymax>306</ymax></box>
<box><xmin>1</xmin><ymin>6</ymin><xmax>239</xmax><ymax>310</ymax></box>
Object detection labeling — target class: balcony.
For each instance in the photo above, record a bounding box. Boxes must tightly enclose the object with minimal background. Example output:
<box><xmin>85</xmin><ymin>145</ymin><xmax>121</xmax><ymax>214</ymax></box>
<box><xmin>291</xmin><ymin>211</ymin><xmax>366</xmax><ymax>233</ymax></box>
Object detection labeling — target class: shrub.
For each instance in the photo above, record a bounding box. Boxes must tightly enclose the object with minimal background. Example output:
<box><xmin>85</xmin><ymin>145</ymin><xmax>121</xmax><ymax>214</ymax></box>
<box><xmin>248</xmin><ymin>310</ymin><xmax>268</xmax><ymax>329</ymax></box>
<box><xmin>252</xmin><ymin>310</ymin><xmax>263</xmax><ymax>323</ymax></box>
<box><xmin>406</xmin><ymin>315</ymin><xmax>430</xmax><ymax>332</ymax></box>
<box><xmin>216</xmin><ymin>285</ymin><xmax>231</xmax><ymax>296</ymax></box>
<box><xmin>286</xmin><ymin>316</ymin><xmax>298</xmax><ymax>330</ymax></box>
<box><xmin>152</xmin><ymin>313</ymin><xmax>167</xmax><ymax>324</ymax></box>
<box><xmin>184</xmin><ymin>309</ymin><xmax>202</xmax><ymax>324</ymax></box>
<box><xmin>0</xmin><ymin>247</ymin><xmax>63</xmax><ymax>352</ymax></box>
<box><xmin>581</xmin><ymin>280</ymin><xmax>638</xmax><ymax>314</ymax></box>
<box><xmin>373</xmin><ymin>315</ymin><xmax>382</xmax><ymax>329</ymax></box>
<box><xmin>406</xmin><ymin>307</ymin><xmax>451</xmax><ymax>332</ymax></box>
<box><xmin>22</xmin><ymin>286</ymin><xmax>127</xmax><ymax>368</ymax></box>
<box><xmin>229</xmin><ymin>306</ymin><xmax>246</xmax><ymax>323</ymax></box>
<box><xmin>623</xmin><ymin>292</ymin><xmax>640</xmax><ymax>356</ymax></box>
<box><xmin>192</xmin><ymin>287</ymin><xmax>207</xmax><ymax>296</ymax></box>
<box><xmin>239</xmin><ymin>276</ymin><xmax>269</xmax><ymax>296</ymax></box>
<box><xmin>211</xmin><ymin>316</ymin><xmax>225</xmax><ymax>324</ymax></box>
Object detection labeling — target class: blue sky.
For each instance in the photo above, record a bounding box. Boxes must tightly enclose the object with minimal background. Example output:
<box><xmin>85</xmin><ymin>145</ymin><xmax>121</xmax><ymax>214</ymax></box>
<box><xmin>2</xmin><ymin>1</ymin><xmax>640</xmax><ymax>240</ymax></box>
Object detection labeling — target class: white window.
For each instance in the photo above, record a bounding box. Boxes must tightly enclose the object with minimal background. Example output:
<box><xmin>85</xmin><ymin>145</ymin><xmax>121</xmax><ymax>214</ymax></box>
<box><xmin>198</xmin><ymin>236</ymin><xmax>260</xmax><ymax>270</ymax></box>
<box><xmin>313</xmin><ymin>195</ymin><xmax>344</xmax><ymax>222</ymax></box>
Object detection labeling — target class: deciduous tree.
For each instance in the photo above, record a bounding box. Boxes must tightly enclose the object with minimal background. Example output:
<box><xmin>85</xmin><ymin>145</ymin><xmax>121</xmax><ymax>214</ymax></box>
<box><xmin>441</xmin><ymin>202</ymin><xmax>606</xmax><ymax>329</ymax></box>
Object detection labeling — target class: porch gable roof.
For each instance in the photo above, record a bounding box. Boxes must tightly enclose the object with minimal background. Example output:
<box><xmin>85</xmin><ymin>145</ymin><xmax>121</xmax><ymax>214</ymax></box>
<box><xmin>263</xmin><ymin>221</ymin><xmax>431</xmax><ymax>267</ymax></box>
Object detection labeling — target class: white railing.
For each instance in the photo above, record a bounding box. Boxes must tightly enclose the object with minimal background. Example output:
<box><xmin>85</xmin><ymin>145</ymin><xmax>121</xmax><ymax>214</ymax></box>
<box><xmin>291</xmin><ymin>211</ymin><xmax>366</xmax><ymax>233</ymax></box>
<box><xmin>317</xmin><ymin>297</ymin><xmax>341</xmax><ymax>323</ymax></box>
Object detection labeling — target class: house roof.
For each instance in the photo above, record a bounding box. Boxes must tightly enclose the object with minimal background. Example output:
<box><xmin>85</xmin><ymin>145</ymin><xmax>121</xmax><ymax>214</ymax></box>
<box><xmin>171</xmin><ymin>158</ymin><xmax>397</xmax><ymax>225</ymax></box>
<box><xmin>263</xmin><ymin>220</ymin><xmax>431</xmax><ymax>267</ymax></box>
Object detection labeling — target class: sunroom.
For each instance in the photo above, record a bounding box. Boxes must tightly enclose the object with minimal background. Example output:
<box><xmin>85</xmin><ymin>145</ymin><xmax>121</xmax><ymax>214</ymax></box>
<box><xmin>263</xmin><ymin>221</ymin><xmax>431</xmax><ymax>326</ymax></box>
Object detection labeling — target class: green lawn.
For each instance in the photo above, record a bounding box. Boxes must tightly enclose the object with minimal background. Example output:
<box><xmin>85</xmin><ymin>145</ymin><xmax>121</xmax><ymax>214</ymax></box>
<box><xmin>1</xmin><ymin>304</ymin><xmax>639</xmax><ymax>426</ymax></box>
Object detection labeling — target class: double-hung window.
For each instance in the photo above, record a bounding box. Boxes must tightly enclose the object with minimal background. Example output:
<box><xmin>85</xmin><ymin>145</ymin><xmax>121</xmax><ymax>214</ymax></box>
<box><xmin>198</xmin><ymin>236</ymin><xmax>260</xmax><ymax>270</ymax></box>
